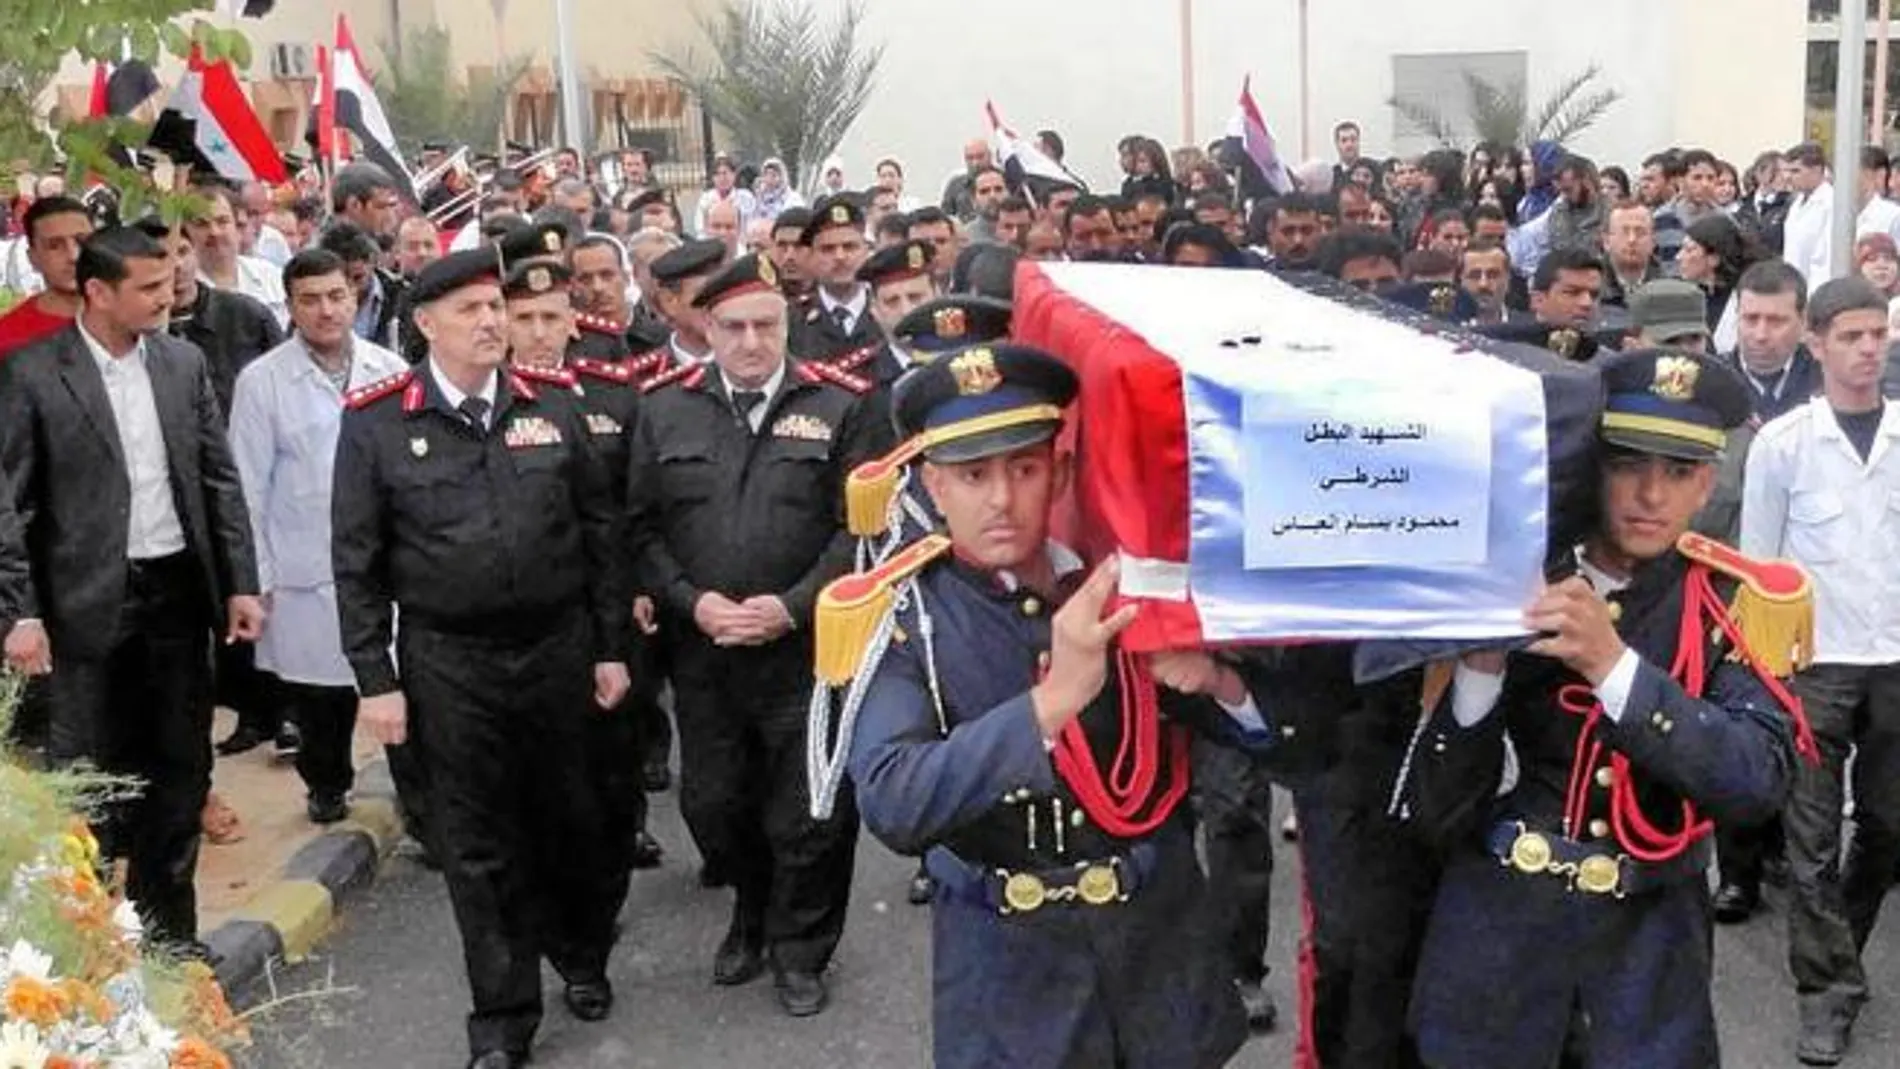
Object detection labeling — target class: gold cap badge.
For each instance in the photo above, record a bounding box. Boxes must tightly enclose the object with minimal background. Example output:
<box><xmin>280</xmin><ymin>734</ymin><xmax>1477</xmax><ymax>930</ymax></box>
<box><xmin>934</xmin><ymin>306</ymin><xmax>967</xmax><ymax>339</ymax></box>
<box><xmin>830</xmin><ymin>203</ymin><xmax>851</xmax><ymax>225</ymax></box>
<box><xmin>1652</xmin><ymin>354</ymin><xmax>1700</xmax><ymax>401</ymax></box>
<box><xmin>1546</xmin><ymin>328</ymin><xmax>1581</xmax><ymax>360</ymax></box>
<box><xmin>949</xmin><ymin>347</ymin><xmax>1001</xmax><ymax>396</ymax></box>
<box><xmin>1429</xmin><ymin>285</ymin><xmax>1454</xmax><ymax>317</ymax></box>
<box><xmin>758</xmin><ymin>256</ymin><xmax>778</xmax><ymax>287</ymax></box>
<box><xmin>906</xmin><ymin>244</ymin><xmax>926</xmax><ymax>270</ymax></box>
<box><xmin>542</xmin><ymin>229</ymin><xmax>562</xmax><ymax>253</ymax></box>
<box><xmin>526</xmin><ymin>265</ymin><xmax>552</xmax><ymax>293</ymax></box>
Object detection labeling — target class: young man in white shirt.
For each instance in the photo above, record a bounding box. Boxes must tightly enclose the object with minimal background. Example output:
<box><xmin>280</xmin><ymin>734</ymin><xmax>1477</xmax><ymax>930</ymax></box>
<box><xmin>1741</xmin><ymin>275</ymin><xmax>1900</xmax><ymax>1067</ymax></box>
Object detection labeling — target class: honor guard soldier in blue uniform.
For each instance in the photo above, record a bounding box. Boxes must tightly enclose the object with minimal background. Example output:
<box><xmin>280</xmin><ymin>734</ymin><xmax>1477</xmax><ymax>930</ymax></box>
<box><xmin>625</xmin><ymin>252</ymin><xmax>891</xmax><ymax>1016</ymax></box>
<box><xmin>332</xmin><ymin>249</ymin><xmax>633</xmax><ymax>1069</ymax></box>
<box><xmin>820</xmin><ymin>343</ymin><xmax>1287</xmax><ymax>1069</ymax></box>
<box><xmin>825</xmin><ymin>239</ymin><xmax>942</xmax><ymax>387</ymax></box>
<box><xmin>791</xmin><ymin>196</ymin><xmax>879</xmax><ymax>361</ymax></box>
<box><xmin>1405</xmin><ymin>349</ymin><xmax>1814</xmax><ymax>1069</ymax></box>
<box><xmin>502</xmin><ymin>258</ymin><xmax>666</xmax><ymax>887</ymax></box>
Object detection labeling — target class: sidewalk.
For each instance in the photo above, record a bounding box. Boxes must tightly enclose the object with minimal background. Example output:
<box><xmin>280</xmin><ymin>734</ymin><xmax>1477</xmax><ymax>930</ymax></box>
<box><xmin>198</xmin><ymin>707</ymin><xmax>392</xmax><ymax>986</ymax></box>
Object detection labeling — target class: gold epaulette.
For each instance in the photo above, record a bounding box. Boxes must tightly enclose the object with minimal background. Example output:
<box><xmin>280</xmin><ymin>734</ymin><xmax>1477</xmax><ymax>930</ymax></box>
<box><xmin>845</xmin><ymin>436</ymin><xmax>927</xmax><ymax>537</ymax></box>
<box><xmin>815</xmin><ymin>534</ymin><xmax>951</xmax><ymax>686</ymax></box>
<box><xmin>1678</xmin><ymin>532</ymin><xmax>1815</xmax><ymax>677</ymax></box>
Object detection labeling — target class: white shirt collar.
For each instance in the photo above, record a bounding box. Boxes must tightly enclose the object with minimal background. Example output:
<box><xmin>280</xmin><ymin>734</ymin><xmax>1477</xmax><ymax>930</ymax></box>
<box><xmin>719</xmin><ymin>359</ymin><xmax>788</xmax><ymax>411</ymax></box>
<box><xmin>671</xmin><ymin>333</ymin><xmax>712</xmax><ymax>365</ymax></box>
<box><xmin>426</xmin><ymin>358</ymin><xmax>499</xmax><ymax>412</ymax></box>
<box><xmin>819</xmin><ymin>284</ymin><xmax>868</xmax><ymax>320</ymax></box>
<box><xmin>291</xmin><ymin>332</ymin><xmax>356</xmax><ymax>378</ymax></box>
<box><xmin>76</xmin><ymin>317</ymin><xmax>144</xmax><ymax>372</ymax></box>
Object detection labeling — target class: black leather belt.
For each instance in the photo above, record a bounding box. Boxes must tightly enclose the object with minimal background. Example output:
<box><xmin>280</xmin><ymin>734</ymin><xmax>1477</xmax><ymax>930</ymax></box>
<box><xmin>1485</xmin><ymin>820</ymin><xmax>1705</xmax><ymax>898</ymax></box>
<box><xmin>927</xmin><ymin>841</ymin><xmax>1162</xmax><ymax>915</ymax></box>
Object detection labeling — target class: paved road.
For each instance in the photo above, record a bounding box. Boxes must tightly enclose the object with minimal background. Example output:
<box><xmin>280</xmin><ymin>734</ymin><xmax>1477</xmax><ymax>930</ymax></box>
<box><xmin>235</xmin><ymin>786</ymin><xmax>1900</xmax><ymax>1069</ymax></box>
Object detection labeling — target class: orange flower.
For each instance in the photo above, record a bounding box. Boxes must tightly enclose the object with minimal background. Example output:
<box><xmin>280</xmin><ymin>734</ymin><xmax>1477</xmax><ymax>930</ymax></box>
<box><xmin>56</xmin><ymin>977</ymin><xmax>112</xmax><ymax>1023</ymax></box>
<box><xmin>46</xmin><ymin>1056</ymin><xmax>82</xmax><ymax>1069</ymax></box>
<box><xmin>170</xmin><ymin>1035</ymin><xmax>233</xmax><ymax>1069</ymax></box>
<box><xmin>3</xmin><ymin>974</ymin><xmax>70</xmax><ymax>1027</ymax></box>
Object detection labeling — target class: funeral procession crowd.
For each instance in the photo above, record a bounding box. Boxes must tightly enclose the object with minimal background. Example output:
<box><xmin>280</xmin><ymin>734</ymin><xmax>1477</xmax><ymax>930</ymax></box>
<box><xmin>9</xmin><ymin>82</ymin><xmax>1900</xmax><ymax>1069</ymax></box>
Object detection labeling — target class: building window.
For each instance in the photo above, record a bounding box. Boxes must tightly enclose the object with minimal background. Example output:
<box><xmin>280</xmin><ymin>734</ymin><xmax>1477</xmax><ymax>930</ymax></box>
<box><xmin>1390</xmin><ymin>51</ymin><xmax>1529</xmax><ymax>152</ymax></box>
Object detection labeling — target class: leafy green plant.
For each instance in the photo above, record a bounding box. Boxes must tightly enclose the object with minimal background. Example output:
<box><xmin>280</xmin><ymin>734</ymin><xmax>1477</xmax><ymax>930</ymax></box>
<box><xmin>653</xmin><ymin>0</ymin><xmax>883</xmax><ymax>187</ymax></box>
<box><xmin>1391</xmin><ymin>64</ymin><xmax>1622</xmax><ymax>149</ymax></box>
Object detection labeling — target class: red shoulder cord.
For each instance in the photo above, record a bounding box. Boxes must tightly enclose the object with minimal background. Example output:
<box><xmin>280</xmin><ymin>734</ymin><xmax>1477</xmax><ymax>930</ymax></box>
<box><xmin>1559</xmin><ymin>563</ymin><xmax>1819</xmax><ymax>863</ymax></box>
<box><xmin>1050</xmin><ymin>651</ymin><xmax>1192</xmax><ymax>838</ymax></box>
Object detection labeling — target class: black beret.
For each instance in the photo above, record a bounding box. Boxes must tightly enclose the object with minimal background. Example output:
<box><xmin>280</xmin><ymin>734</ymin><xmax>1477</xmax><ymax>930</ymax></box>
<box><xmin>650</xmin><ymin>238</ymin><xmax>729</xmax><ymax>284</ymax></box>
<box><xmin>1598</xmin><ymin>349</ymin><xmax>1751</xmax><ymax>462</ymax></box>
<box><xmin>894</xmin><ymin>295</ymin><xmax>1012</xmax><ymax>356</ymax></box>
<box><xmin>502</xmin><ymin>259</ymin><xmax>572</xmax><ymax>300</ymax></box>
<box><xmin>410</xmin><ymin>247</ymin><xmax>506</xmax><ymax>305</ymax></box>
<box><xmin>494</xmin><ymin>221</ymin><xmax>568</xmax><ymax>266</ymax></box>
<box><xmin>891</xmin><ymin>343</ymin><xmax>1077</xmax><ymax>463</ymax></box>
<box><xmin>856</xmin><ymin>240</ymin><xmax>934</xmax><ymax>288</ymax></box>
<box><xmin>802</xmin><ymin>195</ymin><xmax>865</xmax><ymax>244</ymax></box>
<box><xmin>774</xmin><ymin>206</ymin><xmax>815</xmax><ymax>234</ymax></box>
<box><xmin>691</xmin><ymin>253</ymin><xmax>782</xmax><ymax>310</ymax></box>
<box><xmin>624</xmin><ymin>188</ymin><xmax>672</xmax><ymax>215</ymax></box>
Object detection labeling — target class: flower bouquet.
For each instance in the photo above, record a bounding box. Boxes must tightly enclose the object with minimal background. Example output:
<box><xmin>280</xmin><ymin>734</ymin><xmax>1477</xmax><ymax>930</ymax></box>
<box><xmin>0</xmin><ymin>677</ymin><xmax>244</xmax><ymax>1068</ymax></box>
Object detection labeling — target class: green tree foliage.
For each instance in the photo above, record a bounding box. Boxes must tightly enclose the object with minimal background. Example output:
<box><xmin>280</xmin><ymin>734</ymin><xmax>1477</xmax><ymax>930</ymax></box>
<box><xmin>0</xmin><ymin>1</ymin><xmax>251</xmax><ymax>223</ymax></box>
<box><xmin>374</xmin><ymin>23</ymin><xmax>530</xmax><ymax>156</ymax></box>
<box><xmin>1391</xmin><ymin>64</ymin><xmax>1622</xmax><ymax>150</ymax></box>
<box><xmin>654</xmin><ymin>0</ymin><xmax>883</xmax><ymax>187</ymax></box>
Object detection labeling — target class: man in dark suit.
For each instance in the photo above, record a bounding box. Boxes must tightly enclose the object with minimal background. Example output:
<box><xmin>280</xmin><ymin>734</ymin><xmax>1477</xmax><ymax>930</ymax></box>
<box><xmin>0</xmin><ymin>225</ymin><xmax>265</xmax><ymax>952</ymax></box>
<box><xmin>788</xmin><ymin>197</ymin><xmax>879</xmax><ymax>361</ymax></box>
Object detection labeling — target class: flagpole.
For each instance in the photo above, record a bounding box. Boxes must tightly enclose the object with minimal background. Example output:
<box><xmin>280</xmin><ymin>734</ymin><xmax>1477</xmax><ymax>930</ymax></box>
<box><xmin>554</xmin><ymin>0</ymin><xmax>585</xmax><ymax>151</ymax></box>
<box><xmin>1297</xmin><ymin>0</ymin><xmax>1311</xmax><ymax>159</ymax></box>
<box><xmin>1178</xmin><ymin>0</ymin><xmax>1195</xmax><ymax>146</ymax></box>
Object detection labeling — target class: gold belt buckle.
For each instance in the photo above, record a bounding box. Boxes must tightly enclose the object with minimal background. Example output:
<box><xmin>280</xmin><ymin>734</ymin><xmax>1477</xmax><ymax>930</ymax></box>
<box><xmin>1001</xmin><ymin>871</ymin><xmax>1046</xmax><ymax>914</ymax></box>
<box><xmin>1075</xmin><ymin>862</ymin><xmax>1121</xmax><ymax>906</ymax></box>
<box><xmin>1508</xmin><ymin>829</ymin><xmax>1553</xmax><ymax>875</ymax></box>
<box><xmin>1575</xmin><ymin>854</ymin><xmax>1621</xmax><ymax>896</ymax></box>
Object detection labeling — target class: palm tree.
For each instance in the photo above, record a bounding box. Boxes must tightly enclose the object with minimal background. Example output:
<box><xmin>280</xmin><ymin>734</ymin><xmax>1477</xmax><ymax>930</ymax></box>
<box><xmin>1391</xmin><ymin>64</ymin><xmax>1622</xmax><ymax>149</ymax></box>
<box><xmin>653</xmin><ymin>0</ymin><xmax>883</xmax><ymax>188</ymax></box>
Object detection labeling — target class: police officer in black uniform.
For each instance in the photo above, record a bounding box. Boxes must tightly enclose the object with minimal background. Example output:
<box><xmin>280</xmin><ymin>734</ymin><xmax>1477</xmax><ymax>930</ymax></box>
<box><xmin>826</xmin><ymin>239</ymin><xmax>940</xmax><ymax>386</ymax></box>
<box><xmin>646</xmin><ymin>237</ymin><xmax>727</xmax><ymax>373</ymax></box>
<box><xmin>332</xmin><ymin>249</ymin><xmax>631</xmax><ymax>1069</ymax></box>
<box><xmin>626</xmin><ymin>252</ymin><xmax>891</xmax><ymax>1017</ymax></box>
<box><xmin>790</xmin><ymin>196</ymin><xmax>879</xmax><ymax>361</ymax></box>
<box><xmin>501</xmin><ymin>257</ymin><xmax>666</xmax><ymax>876</ymax></box>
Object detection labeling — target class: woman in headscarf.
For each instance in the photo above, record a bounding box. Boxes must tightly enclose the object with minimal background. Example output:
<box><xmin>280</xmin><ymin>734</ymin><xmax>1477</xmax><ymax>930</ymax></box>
<box><xmin>1854</xmin><ymin>232</ymin><xmax>1900</xmax><ymax>325</ymax></box>
<box><xmin>817</xmin><ymin>155</ymin><xmax>849</xmax><ymax>199</ymax></box>
<box><xmin>751</xmin><ymin>157</ymin><xmax>804</xmax><ymax>223</ymax></box>
<box><xmin>1515</xmin><ymin>140</ymin><xmax>1563</xmax><ymax>225</ymax></box>
<box><xmin>1676</xmin><ymin>213</ymin><xmax>1762</xmax><ymax>352</ymax></box>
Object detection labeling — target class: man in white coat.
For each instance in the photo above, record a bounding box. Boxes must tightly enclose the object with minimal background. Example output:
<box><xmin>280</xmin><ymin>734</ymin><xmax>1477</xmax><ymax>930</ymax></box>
<box><xmin>228</xmin><ymin>247</ymin><xmax>408</xmax><ymax>824</ymax></box>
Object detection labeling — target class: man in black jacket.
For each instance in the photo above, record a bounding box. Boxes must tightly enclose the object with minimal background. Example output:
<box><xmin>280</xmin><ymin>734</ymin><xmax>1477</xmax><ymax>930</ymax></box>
<box><xmin>151</xmin><ymin>220</ymin><xmax>288</xmax><ymax>759</ymax></box>
<box><xmin>0</xmin><ymin>226</ymin><xmax>265</xmax><ymax>951</ymax></box>
<box><xmin>321</xmin><ymin>221</ymin><xmax>410</xmax><ymax>355</ymax></box>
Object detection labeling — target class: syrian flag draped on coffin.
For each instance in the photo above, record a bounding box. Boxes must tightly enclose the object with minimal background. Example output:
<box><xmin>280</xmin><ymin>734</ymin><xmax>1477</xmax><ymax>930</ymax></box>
<box><xmin>147</xmin><ymin>47</ymin><xmax>288</xmax><ymax>183</ymax></box>
<box><xmin>325</xmin><ymin>15</ymin><xmax>416</xmax><ymax>198</ymax></box>
<box><xmin>1011</xmin><ymin>260</ymin><xmax>1603</xmax><ymax>652</ymax></box>
<box><xmin>985</xmin><ymin>101</ymin><xmax>1086</xmax><ymax>205</ymax></box>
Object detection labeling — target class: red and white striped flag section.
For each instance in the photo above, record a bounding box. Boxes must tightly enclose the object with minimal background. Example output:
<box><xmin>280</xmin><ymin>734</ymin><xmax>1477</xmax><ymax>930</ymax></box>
<box><xmin>1226</xmin><ymin>75</ymin><xmax>1294</xmax><ymax>195</ymax></box>
<box><xmin>147</xmin><ymin>46</ymin><xmax>288</xmax><ymax>183</ymax></box>
<box><xmin>327</xmin><ymin>15</ymin><xmax>415</xmax><ymax>198</ymax></box>
<box><xmin>985</xmin><ymin>100</ymin><xmax>1086</xmax><ymax>206</ymax></box>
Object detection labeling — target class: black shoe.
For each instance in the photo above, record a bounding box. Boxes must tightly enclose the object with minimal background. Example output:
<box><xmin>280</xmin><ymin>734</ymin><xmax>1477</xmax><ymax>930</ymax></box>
<box><xmin>563</xmin><ymin>978</ymin><xmax>613</xmax><ymax>1022</ymax></box>
<box><xmin>1237</xmin><ymin>980</ymin><xmax>1277</xmax><ymax>1032</ymax></box>
<box><xmin>1797</xmin><ymin>1018</ymin><xmax>1849</xmax><ymax>1065</ymax></box>
<box><xmin>214</xmin><ymin>726</ymin><xmax>268</xmax><ymax>757</ymax></box>
<box><xmin>712</xmin><ymin>921</ymin><xmax>764</xmax><ymax>986</ymax></box>
<box><xmin>629</xmin><ymin>830</ymin><xmax>664</xmax><ymax>870</ymax></box>
<box><xmin>306</xmin><ymin>794</ymin><xmax>349</xmax><ymax>825</ymax></box>
<box><xmin>642</xmin><ymin>759</ymin><xmax>672</xmax><ymax>792</ymax></box>
<box><xmin>467</xmin><ymin>1051</ymin><xmax>524</xmax><ymax>1069</ymax></box>
<box><xmin>1712</xmin><ymin>882</ymin><xmax>1759</xmax><ymax>924</ymax></box>
<box><xmin>906</xmin><ymin>871</ymin><xmax>934</xmax><ymax>906</ymax></box>
<box><xmin>774</xmin><ymin>969</ymin><xmax>828</xmax><ymax>1017</ymax></box>
<box><xmin>272</xmin><ymin>722</ymin><xmax>302</xmax><ymax>761</ymax></box>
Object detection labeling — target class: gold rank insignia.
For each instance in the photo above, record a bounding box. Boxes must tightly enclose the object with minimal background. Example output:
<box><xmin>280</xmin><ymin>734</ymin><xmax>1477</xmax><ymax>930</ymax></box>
<box><xmin>410</xmin><ymin>436</ymin><xmax>429</xmax><ymax>458</ymax></box>
<box><xmin>1652</xmin><ymin>354</ymin><xmax>1700</xmax><ymax>401</ymax></box>
<box><xmin>1429</xmin><ymin>285</ymin><xmax>1455</xmax><ymax>317</ymax></box>
<box><xmin>771</xmin><ymin>412</ymin><xmax>833</xmax><ymax>442</ymax></box>
<box><xmin>830</xmin><ymin>203</ymin><xmax>851</xmax><ymax>225</ymax></box>
<box><xmin>906</xmin><ymin>244</ymin><xmax>926</xmax><ymax>270</ymax></box>
<box><xmin>758</xmin><ymin>256</ymin><xmax>778</xmax><ymax>287</ymax></box>
<box><xmin>526</xmin><ymin>265</ymin><xmax>553</xmax><ymax>293</ymax></box>
<box><xmin>934</xmin><ymin>306</ymin><xmax>968</xmax><ymax>339</ymax></box>
<box><xmin>1546</xmin><ymin>328</ymin><xmax>1581</xmax><ymax>360</ymax></box>
<box><xmin>543</xmin><ymin>229</ymin><xmax>563</xmax><ymax>253</ymax></box>
<box><xmin>950</xmin><ymin>347</ymin><xmax>1001</xmax><ymax>396</ymax></box>
<box><xmin>503</xmin><ymin>415</ymin><xmax>563</xmax><ymax>449</ymax></box>
<box><xmin>585</xmin><ymin>412</ymin><xmax>622</xmax><ymax>436</ymax></box>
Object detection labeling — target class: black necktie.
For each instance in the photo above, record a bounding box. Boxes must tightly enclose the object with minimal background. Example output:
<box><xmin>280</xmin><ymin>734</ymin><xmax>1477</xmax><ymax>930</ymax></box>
<box><xmin>732</xmin><ymin>390</ymin><xmax>766</xmax><ymax>426</ymax></box>
<box><xmin>831</xmin><ymin>305</ymin><xmax>852</xmax><ymax>331</ymax></box>
<box><xmin>458</xmin><ymin>396</ymin><xmax>490</xmax><ymax>431</ymax></box>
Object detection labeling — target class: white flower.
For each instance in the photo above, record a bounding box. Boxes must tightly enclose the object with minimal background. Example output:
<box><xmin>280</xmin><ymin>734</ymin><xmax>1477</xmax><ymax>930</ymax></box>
<box><xmin>0</xmin><ymin>1020</ymin><xmax>49</xmax><ymax>1069</ymax></box>
<box><xmin>111</xmin><ymin>900</ymin><xmax>144</xmax><ymax>944</ymax></box>
<box><xmin>0</xmin><ymin>940</ymin><xmax>52</xmax><ymax>981</ymax></box>
<box><xmin>110</xmin><ymin>1008</ymin><xmax>176</xmax><ymax>1058</ymax></box>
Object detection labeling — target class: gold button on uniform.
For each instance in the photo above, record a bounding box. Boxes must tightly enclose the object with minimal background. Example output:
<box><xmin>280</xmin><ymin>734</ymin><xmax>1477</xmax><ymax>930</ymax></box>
<box><xmin>1021</xmin><ymin>597</ymin><xmax>1042</xmax><ymax>617</ymax></box>
<box><xmin>1595</xmin><ymin>767</ymin><xmax>1615</xmax><ymax>788</ymax></box>
<box><xmin>1588</xmin><ymin>818</ymin><xmax>1610</xmax><ymax>838</ymax></box>
<box><xmin>1606</xmin><ymin>602</ymin><xmax>1623</xmax><ymax>623</ymax></box>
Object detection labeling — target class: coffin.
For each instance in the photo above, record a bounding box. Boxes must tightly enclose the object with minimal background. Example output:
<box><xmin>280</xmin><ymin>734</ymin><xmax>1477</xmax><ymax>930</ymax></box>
<box><xmin>1012</xmin><ymin>261</ymin><xmax>1605</xmax><ymax>652</ymax></box>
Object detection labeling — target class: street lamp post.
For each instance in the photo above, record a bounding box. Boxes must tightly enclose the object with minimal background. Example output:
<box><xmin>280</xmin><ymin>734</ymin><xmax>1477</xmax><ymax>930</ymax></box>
<box><xmin>1833</xmin><ymin>0</ymin><xmax>1868</xmax><ymax>281</ymax></box>
<box><xmin>554</xmin><ymin>0</ymin><xmax>586</xmax><ymax>152</ymax></box>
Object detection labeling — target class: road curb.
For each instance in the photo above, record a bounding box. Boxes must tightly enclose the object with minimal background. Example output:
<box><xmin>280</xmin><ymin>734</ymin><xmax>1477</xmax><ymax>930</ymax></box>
<box><xmin>207</xmin><ymin>760</ymin><xmax>402</xmax><ymax>993</ymax></box>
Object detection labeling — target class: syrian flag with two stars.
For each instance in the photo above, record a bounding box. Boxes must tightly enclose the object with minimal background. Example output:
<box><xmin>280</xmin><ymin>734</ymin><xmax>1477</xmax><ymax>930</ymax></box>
<box><xmin>147</xmin><ymin>46</ymin><xmax>287</xmax><ymax>183</ymax></box>
<box><xmin>985</xmin><ymin>101</ymin><xmax>1086</xmax><ymax>207</ymax></box>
